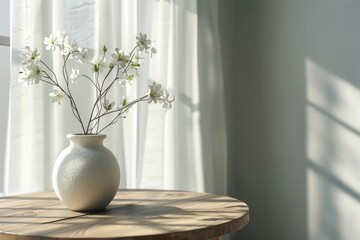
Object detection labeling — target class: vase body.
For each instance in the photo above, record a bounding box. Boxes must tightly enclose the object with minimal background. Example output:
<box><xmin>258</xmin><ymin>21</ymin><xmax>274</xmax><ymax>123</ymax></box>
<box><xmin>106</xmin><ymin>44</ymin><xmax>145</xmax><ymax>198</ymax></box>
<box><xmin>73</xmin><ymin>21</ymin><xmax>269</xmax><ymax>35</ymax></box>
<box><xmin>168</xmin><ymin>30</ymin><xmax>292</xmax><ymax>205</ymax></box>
<box><xmin>52</xmin><ymin>134</ymin><xmax>120</xmax><ymax>212</ymax></box>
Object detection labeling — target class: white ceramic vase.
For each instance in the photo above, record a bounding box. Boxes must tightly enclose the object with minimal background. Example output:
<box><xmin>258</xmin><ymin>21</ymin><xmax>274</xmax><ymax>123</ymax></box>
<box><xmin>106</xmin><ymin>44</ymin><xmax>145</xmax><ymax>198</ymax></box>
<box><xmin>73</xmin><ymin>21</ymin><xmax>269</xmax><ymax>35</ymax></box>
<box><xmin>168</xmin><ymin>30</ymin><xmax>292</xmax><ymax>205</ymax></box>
<box><xmin>52</xmin><ymin>134</ymin><xmax>120</xmax><ymax>212</ymax></box>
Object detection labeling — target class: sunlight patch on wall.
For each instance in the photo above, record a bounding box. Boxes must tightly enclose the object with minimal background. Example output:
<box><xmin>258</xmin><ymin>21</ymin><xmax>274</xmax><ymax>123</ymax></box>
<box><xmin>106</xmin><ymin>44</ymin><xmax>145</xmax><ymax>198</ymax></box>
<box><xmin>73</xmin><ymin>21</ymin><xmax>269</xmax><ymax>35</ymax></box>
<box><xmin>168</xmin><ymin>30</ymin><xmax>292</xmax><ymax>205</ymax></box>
<box><xmin>306</xmin><ymin>59</ymin><xmax>360</xmax><ymax>132</ymax></box>
<box><xmin>307</xmin><ymin>167</ymin><xmax>359</xmax><ymax>240</ymax></box>
<box><xmin>306</xmin><ymin>58</ymin><xmax>360</xmax><ymax>240</ymax></box>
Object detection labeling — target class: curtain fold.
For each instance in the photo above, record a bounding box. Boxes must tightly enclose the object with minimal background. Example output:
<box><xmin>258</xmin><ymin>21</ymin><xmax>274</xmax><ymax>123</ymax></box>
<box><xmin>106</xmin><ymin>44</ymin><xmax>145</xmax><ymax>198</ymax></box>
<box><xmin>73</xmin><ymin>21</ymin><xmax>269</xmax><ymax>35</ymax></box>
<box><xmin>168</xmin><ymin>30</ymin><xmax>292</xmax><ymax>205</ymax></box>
<box><xmin>6</xmin><ymin>0</ymin><xmax>227</xmax><ymax>195</ymax></box>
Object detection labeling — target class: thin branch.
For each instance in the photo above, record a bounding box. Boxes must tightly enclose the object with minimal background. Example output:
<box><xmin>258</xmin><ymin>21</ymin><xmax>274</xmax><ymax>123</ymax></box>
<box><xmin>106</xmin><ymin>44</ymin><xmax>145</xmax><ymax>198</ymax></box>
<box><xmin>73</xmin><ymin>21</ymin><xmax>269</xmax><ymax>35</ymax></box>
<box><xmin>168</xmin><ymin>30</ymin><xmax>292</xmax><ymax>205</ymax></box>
<box><xmin>39</xmin><ymin>79</ymin><xmax>57</xmax><ymax>86</ymax></box>
<box><xmin>96</xmin><ymin>96</ymin><xmax>148</xmax><ymax>134</ymax></box>
<box><xmin>91</xmin><ymin>95</ymin><xmax>148</xmax><ymax>122</ymax></box>
<box><xmin>99</xmin><ymin>48</ymin><xmax>138</xmax><ymax>101</ymax></box>
<box><xmin>61</xmin><ymin>53</ymin><xmax>86</xmax><ymax>133</ymax></box>
<box><xmin>82</xmin><ymin>74</ymin><xmax>100</xmax><ymax>91</ymax></box>
<box><xmin>40</xmin><ymin>60</ymin><xmax>59</xmax><ymax>84</ymax></box>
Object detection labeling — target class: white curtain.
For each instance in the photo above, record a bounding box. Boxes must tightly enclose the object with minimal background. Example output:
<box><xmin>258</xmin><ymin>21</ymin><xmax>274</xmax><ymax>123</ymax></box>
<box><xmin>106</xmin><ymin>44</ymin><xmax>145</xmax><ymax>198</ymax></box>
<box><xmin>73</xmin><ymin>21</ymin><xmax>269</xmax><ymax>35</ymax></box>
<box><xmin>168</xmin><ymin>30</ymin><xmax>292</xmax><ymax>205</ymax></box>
<box><xmin>7</xmin><ymin>0</ymin><xmax>226</xmax><ymax>195</ymax></box>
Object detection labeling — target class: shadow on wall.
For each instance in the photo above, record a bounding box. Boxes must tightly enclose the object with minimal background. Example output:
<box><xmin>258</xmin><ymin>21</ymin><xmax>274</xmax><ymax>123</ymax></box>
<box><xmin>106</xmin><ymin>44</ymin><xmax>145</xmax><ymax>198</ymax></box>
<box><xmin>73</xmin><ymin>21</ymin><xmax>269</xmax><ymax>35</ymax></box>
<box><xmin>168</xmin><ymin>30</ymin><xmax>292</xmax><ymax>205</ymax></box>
<box><xmin>305</xmin><ymin>0</ymin><xmax>360</xmax><ymax>238</ymax></box>
<box><xmin>306</xmin><ymin>59</ymin><xmax>360</xmax><ymax>240</ymax></box>
<box><xmin>218</xmin><ymin>0</ymin><xmax>360</xmax><ymax>239</ymax></box>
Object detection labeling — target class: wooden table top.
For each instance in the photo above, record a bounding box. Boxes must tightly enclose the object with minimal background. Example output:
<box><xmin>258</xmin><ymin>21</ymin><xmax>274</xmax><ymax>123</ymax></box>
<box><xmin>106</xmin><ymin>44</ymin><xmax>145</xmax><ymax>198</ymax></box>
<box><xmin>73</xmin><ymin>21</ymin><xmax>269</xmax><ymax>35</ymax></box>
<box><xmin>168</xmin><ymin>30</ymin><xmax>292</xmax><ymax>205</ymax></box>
<box><xmin>0</xmin><ymin>189</ymin><xmax>249</xmax><ymax>240</ymax></box>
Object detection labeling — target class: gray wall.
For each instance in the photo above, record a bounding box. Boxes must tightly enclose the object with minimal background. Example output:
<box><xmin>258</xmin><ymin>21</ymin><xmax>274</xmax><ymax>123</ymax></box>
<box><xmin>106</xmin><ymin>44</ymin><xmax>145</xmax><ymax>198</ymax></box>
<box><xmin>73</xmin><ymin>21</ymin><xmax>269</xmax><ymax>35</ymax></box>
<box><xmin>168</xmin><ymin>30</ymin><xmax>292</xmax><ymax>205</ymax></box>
<box><xmin>218</xmin><ymin>0</ymin><xmax>360</xmax><ymax>239</ymax></box>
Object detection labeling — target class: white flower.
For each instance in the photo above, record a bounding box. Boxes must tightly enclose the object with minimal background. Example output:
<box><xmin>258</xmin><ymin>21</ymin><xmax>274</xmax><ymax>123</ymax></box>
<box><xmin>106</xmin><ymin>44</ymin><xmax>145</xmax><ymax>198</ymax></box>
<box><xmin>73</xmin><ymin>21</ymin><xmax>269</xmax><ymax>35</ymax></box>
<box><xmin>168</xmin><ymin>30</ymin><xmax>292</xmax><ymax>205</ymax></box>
<box><xmin>91</xmin><ymin>56</ymin><xmax>107</xmax><ymax>73</ymax></box>
<box><xmin>147</xmin><ymin>82</ymin><xmax>164</xmax><ymax>103</ymax></box>
<box><xmin>20</xmin><ymin>46</ymin><xmax>41</xmax><ymax>65</ymax></box>
<box><xmin>111</xmin><ymin>48</ymin><xmax>130</xmax><ymax>67</ymax></box>
<box><xmin>147</xmin><ymin>82</ymin><xmax>174</xmax><ymax>109</ymax></box>
<box><xmin>76</xmin><ymin>47</ymin><xmax>90</xmax><ymax>65</ymax></box>
<box><xmin>57</xmin><ymin>31</ymin><xmax>68</xmax><ymax>45</ymax></box>
<box><xmin>18</xmin><ymin>64</ymin><xmax>43</xmax><ymax>85</ymax></box>
<box><xmin>49</xmin><ymin>89</ymin><xmax>65</xmax><ymax>104</ymax></box>
<box><xmin>119</xmin><ymin>79</ymin><xmax>127</xmax><ymax>87</ymax></box>
<box><xmin>118</xmin><ymin>73</ymin><xmax>135</xmax><ymax>87</ymax></box>
<box><xmin>119</xmin><ymin>76</ymin><xmax>130</xmax><ymax>86</ymax></box>
<box><xmin>136</xmin><ymin>33</ymin><xmax>152</xmax><ymax>51</ymax></box>
<box><xmin>27</xmin><ymin>63</ymin><xmax>43</xmax><ymax>83</ymax></box>
<box><xmin>130</xmin><ymin>51</ymin><xmax>143</xmax><ymax>70</ymax></box>
<box><xmin>18</xmin><ymin>30</ymin><xmax>173</xmax><ymax>134</ymax></box>
<box><xmin>69</xmin><ymin>68</ymin><xmax>80</xmax><ymax>83</ymax></box>
<box><xmin>62</xmin><ymin>39</ymin><xmax>78</xmax><ymax>56</ymax></box>
<box><xmin>103</xmin><ymin>99</ymin><xmax>115</xmax><ymax>110</ymax></box>
<box><xmin>44</xmin><ymin>34</ymin><xmax>58</xmax><ymax>51</ymax></box>
<box><xmin>18</xmin><ymin>66</ymin><xmax>32</xmax><ymax>84</ymax></box>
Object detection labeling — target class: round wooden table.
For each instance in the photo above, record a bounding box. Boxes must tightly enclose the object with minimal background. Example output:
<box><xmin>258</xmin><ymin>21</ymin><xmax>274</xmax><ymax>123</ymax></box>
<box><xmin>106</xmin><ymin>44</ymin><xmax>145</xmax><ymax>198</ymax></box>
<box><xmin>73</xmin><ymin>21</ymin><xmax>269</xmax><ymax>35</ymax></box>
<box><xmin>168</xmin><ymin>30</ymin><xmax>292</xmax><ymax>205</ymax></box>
<box><xmin>0</xmin><ymin>189</ymin><xmax>249</xmax><ymax>240</ymax></box>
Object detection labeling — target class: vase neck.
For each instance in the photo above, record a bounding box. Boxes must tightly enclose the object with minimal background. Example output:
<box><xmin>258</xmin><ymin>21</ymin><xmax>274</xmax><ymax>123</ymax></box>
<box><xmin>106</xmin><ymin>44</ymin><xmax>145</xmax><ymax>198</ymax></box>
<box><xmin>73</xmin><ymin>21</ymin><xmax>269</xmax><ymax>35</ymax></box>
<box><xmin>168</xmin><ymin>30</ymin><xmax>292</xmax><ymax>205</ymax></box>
<box><xmin>67</xmin><ymin>134</ymin><xmax>106</xmax><ymax>147</ymax></box>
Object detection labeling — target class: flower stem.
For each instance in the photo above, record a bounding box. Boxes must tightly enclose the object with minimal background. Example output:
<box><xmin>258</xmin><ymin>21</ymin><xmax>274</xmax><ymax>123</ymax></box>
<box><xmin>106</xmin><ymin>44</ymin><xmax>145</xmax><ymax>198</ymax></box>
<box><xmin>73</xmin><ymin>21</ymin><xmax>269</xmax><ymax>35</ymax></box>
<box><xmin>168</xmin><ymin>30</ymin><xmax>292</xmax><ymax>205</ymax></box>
<box><xmin>61</xmin><ymin>54</ymin><xmax>86</xmax><ymax>133</ymax></box>
<box><xmin>96</xmin><ymin>95</ymin><xmax>148</xmax><ymax>134</ymax></box>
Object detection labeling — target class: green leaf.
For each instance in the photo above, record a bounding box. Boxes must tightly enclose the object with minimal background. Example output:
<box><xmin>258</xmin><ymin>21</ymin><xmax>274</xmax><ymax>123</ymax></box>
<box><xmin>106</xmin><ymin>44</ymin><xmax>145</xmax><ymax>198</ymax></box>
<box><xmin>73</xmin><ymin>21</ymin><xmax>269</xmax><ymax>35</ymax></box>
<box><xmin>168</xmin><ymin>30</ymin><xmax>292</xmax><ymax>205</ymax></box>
<box><xmin>94</xmin><ymin>65</ymin><xmax>99</xmax><ymax>72</ymax></box>
<box><xmin>131</xmin><ymin>63</ymin><xmax>141</xmax><ymax>69</ymax></box>
<box><xmin>122</xmin><ymin>98</ymin><xmax>127</xmax><ymax>106</ymax></box>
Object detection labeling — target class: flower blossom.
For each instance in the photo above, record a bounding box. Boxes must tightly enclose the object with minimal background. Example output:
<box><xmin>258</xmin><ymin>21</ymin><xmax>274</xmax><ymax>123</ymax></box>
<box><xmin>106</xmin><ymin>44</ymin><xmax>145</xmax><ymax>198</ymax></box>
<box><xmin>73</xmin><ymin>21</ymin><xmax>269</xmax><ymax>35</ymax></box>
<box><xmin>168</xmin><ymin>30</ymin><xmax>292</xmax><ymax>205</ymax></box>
<box><xmin>111</xmin><ymin>48</ymin><xmax>130</xmax><ymax>67</ymax></box>
<box><xmin>136</xmin><ymin>33</ymin><xmax>152</xmax><ymax>51</ymax></box>
<box><xmin>18</xmin><ymin>64</ymin><xmax>42</xmax><ymax>85</ymax></box>
<box><xmin>44</xmin><ymin>34</ymin><xmax>58</xmax><ymax>51</ymax></box>
<box><xmin>27</xmin><ymin>64</ymin><xmax>42</xmax><ymax>82</ymax></box>
<box><xmin>103</xmin><ymin>99</ymin><xmax>115</xmax><ymax>111</ymax></box>
<box><xmin>69</xmin><ymin>68</ymin><xmax>80</xmax><ymax>83</ymax></box>
<box><xmin>118</xmin><ymin>73</ymin><xmax>135</xmax><ymax>87</ymax></box>
<box><xmin>76</xmin><ymin>47</ymin><xmax>90</xmax><ymax>65</ymax></box>
<box><xmin>147</xmin><ymin>82</ymin><xmax>174</xmax><ymax>110</ymax></box>
<box><xmin>131</xmin><ymin>51</ymin><xmax>143</xmax><ymax>70</ymax></box>
<box><xmin>136</xmin><ymin>33</ymin><xmax>157</xmax><ymax>56</ymax></box>
<box><xmin>91</xmin><ymin>56</ymin><xmax>107</xmax><ymax>73</ymax></box>
<box><xmin>18</xmin><ymin>66</ymin><xmax>32</xmax><ymax>84</ymax></box>
<box><xmin>49</xmin><ymin>89</ymin><xmax>65</xmax><ymax>104</ymax></box>
<box><xmin>147</xmin><ymin>82</ymin><xmax>164</xmax><ymax>104</ymax></box>
<box><xmin>18</xmin><ymin>30</ymin><xmax>173</xmax><ymax>135</ymax></box>
<box><xmin>119</xmin><ymin>79</ymin><xmax>127</xmax><ymax>87</ymax></box>
<box><xmin>62</xmin><ymin>39</ymin><xmax>78</xmax><ymax>56</ymax></box>
<box><xmin>20</xmin><ymin>46</ymin><xmax>41</xmax><ymax>65</ymax></box>
<box><xmin>57</xmin><ymin>31</ymin><xmax>68</xmax><ymax>45</ymax></box>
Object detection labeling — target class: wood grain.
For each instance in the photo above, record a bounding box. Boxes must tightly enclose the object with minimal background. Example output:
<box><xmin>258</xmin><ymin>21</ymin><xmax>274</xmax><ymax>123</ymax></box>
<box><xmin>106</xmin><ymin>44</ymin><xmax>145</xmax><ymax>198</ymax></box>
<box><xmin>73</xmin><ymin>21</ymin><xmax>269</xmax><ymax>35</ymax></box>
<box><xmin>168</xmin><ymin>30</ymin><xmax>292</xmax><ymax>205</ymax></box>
<box><xmin>0</xmin><ymin>189</ymin><xmax>249</xmax><ymax>240</ymax></box>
